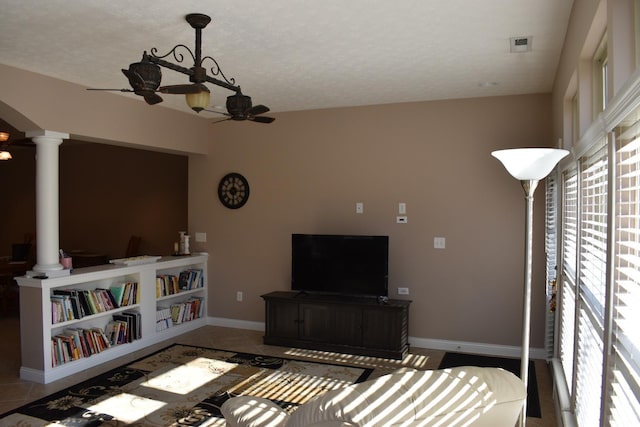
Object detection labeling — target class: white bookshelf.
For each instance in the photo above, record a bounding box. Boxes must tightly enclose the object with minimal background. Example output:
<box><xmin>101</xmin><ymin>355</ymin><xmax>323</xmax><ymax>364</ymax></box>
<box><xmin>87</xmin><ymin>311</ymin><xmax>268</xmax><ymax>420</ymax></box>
<box><xmin>16</xmin><ymin>254</ymin><xmax>208</xmax><ymax>384</ymax></box>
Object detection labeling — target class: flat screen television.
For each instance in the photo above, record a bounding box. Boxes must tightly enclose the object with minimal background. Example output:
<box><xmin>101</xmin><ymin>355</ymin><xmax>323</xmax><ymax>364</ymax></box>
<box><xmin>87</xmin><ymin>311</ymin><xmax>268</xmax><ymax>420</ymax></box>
<box><xmin>291</xmin><ymin>234</ymin><xmax>389</xmax><ymax>298</ymax></box>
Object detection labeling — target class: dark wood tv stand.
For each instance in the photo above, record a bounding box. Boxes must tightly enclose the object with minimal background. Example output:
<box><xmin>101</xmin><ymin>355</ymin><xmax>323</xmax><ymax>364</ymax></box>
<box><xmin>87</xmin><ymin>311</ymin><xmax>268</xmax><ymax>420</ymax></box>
<box><xmin>261</xmin><ymin>291</ymin><xmax>411</xmax><ymax>359</ymax></box>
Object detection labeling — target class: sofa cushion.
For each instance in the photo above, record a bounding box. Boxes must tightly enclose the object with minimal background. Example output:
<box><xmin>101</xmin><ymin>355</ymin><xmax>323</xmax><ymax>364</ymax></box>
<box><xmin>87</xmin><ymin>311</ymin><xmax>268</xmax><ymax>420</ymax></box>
<box><xmin>221</xmin><ymin>396</ymin><xmax>288</xmax><ymax>427</ymax></box>
<box><xmin>285</xmin><ymin>366</ymin><xmax>525</xmax><ymax>426</ymax></box>
<box><xmin>221</xmin><ymin>366</ymin><xmax>526</xmax><ymax>427</ymax></box>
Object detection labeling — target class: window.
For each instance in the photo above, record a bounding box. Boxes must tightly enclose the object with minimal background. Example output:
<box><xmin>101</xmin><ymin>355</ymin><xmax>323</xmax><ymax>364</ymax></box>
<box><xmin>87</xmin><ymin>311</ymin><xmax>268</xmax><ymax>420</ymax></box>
<box><xmin>573</xmin><ymin>94</ymin><xmax>580</xmax><ymax>144</ymax></box>
<box><xmin>560</xmin><ymin>169</ymin><xmax>578</xmax><ymax>390</ymax></box>
<box><xmin>546</xmin><ymin>175</ymin><xmax>559</xmax><ymax>359</ymax></box>
<box><xmin>575</xmin><ymin>142</ymin><xmax>608</xmax><ymax>427</ymax></box>
<box><xmin>608</xmin><ymin>120</ymin><xmax>640</xmax><ymax>425</ymax></box>
<box><xmin>594</xmin><ymin>35</ymin><xmax>608</xmax><ymax>114</ymax></box>
<box><xmin>555</xmin><ymin>111</ymin><xmax>640</xmax><ymax>425</ymax></box>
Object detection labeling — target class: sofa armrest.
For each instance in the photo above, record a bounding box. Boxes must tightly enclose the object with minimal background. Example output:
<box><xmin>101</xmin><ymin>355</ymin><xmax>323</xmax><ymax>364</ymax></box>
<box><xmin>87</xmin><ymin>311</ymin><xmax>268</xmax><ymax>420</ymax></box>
<box><xmin>221</xmin><ymin>396</ymin><xmax>288</xmax><ymax>427</ymax></box>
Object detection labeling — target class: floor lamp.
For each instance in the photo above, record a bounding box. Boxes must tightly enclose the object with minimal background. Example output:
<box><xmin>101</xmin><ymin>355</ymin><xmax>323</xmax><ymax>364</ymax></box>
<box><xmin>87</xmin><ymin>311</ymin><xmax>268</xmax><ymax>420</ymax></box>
<box><xmin>491</xmin><ymin>148</ymin><xmax>569</xmax><ymax>427</ymax></box>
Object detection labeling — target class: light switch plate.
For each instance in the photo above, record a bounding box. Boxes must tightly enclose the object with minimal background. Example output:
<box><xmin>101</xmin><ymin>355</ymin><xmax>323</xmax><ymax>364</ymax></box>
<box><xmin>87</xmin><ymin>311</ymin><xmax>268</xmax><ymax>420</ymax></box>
<box><xmin>195</xmin><ymin>232</ymin><xmax>207</xmax><ymax>243</ymax></box>
<box><xmin>434</xmin><ymin>237</ymin><xmax>446</xmax><ymax>249</ymax></box>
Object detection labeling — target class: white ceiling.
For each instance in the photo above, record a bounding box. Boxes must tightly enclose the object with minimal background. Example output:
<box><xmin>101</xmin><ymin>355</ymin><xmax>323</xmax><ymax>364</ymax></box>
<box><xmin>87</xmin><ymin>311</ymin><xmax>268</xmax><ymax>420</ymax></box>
<box><xmin>0</xmin><ymin>0</ymin><xmax>574</xmax><ymax>117</ymax></box>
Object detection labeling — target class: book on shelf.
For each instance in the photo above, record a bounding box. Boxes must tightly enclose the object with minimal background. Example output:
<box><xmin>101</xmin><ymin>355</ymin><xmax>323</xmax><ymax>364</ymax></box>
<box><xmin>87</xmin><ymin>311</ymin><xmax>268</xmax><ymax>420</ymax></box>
<box><xmin>178</xmin><ymin>268</ymin><xmax>204</xmax><ymax>290</ymax></box>
<box><xmin>119</xmin><ymin>282</ymin><xmax>139</xmax><ymax>306</ymax></box>
<box><xmin>50</xmin><ymin>326</ymin><xmax>111</xmax><ymax>367</ymax></box>
<box><xmin>156</xmin><ymin>269</ymin><xmax>204</xmax><ymax>298</ymax></box>
<box><xmin>106</xmin><ymin>319</ymin><xmax>128</xmax><ymax>345</ymax></box>
<box><xmin>109</xmin><ymin>282</ymin><xmax>133</xmax><ymax>306</ymax></box>
<box><xmin>51</xmin><ymin>287</ymin><xmax>129</xmax><ymax>324</ymax></box>
<box><xmin>156</xmin><ymin>274</ymin><xmax>180</xmax><ymax>298</ymax></box>
<box><xmin>156</xmin><ymin>306</ymin><xmax>172</xmax><ymax>331</ymax></box>
<box><xmin>51</xmin><ymin>295</ymin><xmax>73</xmax><ymax>323</ymax></box>
<box><xmin>109</xmin><ymin>311</ymin><xmax>141</xmax><ymax>345</ymax></box>
<box><xmin>168</xmin><ymin>297</ymin><xmax>204</xmax><ymax>325</ymax></box>
<box><xmin>52</xmin><ymin>289</ymin><xmax>83</xmax><ymax>319</ymax></box>
<box><xmin>96</xmin><ymin>288</ymin><xmax>119</xmax><ymax>310</ymax></box>
<box><xmin>124</xmin><ymin>310</ymin><xmax>142</xmax><ymax>339</ymax></box>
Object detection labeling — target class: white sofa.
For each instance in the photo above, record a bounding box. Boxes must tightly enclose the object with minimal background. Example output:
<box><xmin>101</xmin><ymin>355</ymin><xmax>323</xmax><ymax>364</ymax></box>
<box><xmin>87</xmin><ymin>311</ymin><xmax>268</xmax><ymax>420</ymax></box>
<box><xmin>221</xmin><ymin>366</ymin><xmax>526</xmax><ymax>426</ymax></box>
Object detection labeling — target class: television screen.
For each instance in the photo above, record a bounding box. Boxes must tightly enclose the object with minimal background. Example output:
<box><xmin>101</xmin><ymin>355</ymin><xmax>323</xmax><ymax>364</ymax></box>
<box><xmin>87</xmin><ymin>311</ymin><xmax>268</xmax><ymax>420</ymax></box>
<box><xmin>291</xmin><ymin>234</ymin><xmax>389</xmax><ymax>298</ymax></box>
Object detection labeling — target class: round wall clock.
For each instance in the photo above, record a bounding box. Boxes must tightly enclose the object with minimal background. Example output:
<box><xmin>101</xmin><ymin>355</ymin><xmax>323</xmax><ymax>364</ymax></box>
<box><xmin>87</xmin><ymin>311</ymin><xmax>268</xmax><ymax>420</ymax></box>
<box><xmin>218</xmin><ymin>172</ymin><xmax>250</xmax><ymax>209</ymax></box>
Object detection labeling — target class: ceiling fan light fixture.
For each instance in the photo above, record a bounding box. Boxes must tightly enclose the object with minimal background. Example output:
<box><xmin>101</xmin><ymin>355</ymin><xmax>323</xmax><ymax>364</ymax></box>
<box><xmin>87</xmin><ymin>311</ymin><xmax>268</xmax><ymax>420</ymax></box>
<box><xmin>0</xmin><ymin>150</ymin><xmax>12</xmax><ymax>160</ymax></box>
<box><xmin>0</xmin><ymin>132</ymin><xmax>9</xmax><ymax>142</ymax></box>
<box><xmin>185</xmin><ymin>85</ymin><xmax>210</xmax><ymax>112</ymax></box>
<box><xmin>90</xmin><ymin>13</ymin><xmax>271</xmax><ymax>122</ymax></box>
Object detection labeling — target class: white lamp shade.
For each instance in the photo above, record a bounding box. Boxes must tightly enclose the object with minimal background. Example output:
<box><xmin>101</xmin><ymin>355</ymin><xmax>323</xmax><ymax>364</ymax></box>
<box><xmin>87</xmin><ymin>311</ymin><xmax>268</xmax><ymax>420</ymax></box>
<box><xmin>492</xmin><ymin>148</ymin><xmax>569</xmax><ymax>180</ymax></box>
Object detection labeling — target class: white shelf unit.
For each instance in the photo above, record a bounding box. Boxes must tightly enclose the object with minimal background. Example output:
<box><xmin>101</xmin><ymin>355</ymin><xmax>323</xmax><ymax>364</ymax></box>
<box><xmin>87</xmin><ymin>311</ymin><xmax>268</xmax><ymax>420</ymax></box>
<box><xmin>16</xmin><ymin>254</ymin><xmax>208</xmax><ymax>384</ymax></box>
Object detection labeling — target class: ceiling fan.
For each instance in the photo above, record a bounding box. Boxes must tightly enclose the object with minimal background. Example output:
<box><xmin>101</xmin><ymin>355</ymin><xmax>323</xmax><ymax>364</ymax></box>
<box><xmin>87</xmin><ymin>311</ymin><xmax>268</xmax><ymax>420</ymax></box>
<box><xmin>209</xmin><ymin>93</ymin><xmax>275</xmax><ymax>124</ymax></box>
<box><xmin>88</xmin><ymin>13</ymin><xmax>272</xmax><ymax>121</ymax></box>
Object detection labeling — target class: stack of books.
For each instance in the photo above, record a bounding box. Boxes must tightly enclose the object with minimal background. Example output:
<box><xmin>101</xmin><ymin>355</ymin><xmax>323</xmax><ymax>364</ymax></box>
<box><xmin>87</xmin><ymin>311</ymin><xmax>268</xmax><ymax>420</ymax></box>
<box><xmin>169</xmin><ymin>297</ymin><xmax>204</xmax><ymax>325</ymax></box>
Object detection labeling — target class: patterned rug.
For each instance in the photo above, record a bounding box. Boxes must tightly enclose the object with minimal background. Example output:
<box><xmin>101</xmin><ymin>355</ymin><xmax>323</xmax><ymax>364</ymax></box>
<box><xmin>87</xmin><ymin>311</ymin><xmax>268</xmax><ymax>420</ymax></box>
<box><xmin>0</xmin><ymin>344</ymin><xmax>373</xmax><ymax>426</ymax></box>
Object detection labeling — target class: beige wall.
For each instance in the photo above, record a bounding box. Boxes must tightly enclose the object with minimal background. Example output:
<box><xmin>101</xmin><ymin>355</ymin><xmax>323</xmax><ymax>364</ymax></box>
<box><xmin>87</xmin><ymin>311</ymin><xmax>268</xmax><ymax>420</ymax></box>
<box><xmin>0</xmin><ymin>141</ymin><xmax>188</xmax><ymax>261</ymax></box>
<box><xmin>0</xmin><ymin>64</ymin><xmax>211</xmax><ymax>155</ymax></box>
<box><xmin>1</xmin><ymin>63</ymin><xmax>553</xmax><ymax>351</ymax></box>
<box><xmin>190</xmin><ymin>94</ymin><xmax>553</xmax><ymax>348</ymax></box>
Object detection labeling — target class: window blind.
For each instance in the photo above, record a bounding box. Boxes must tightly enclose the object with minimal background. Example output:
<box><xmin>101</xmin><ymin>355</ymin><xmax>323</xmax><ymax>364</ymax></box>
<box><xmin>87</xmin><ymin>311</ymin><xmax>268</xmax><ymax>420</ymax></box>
<box><xmin>546</xmin><ymin>176</ymin><xmax>559</xmax><ymax>359</ymax></box>
<box><xmin>560</xmin><ymin>169</ymin><xmax>578</xmax><ymax>391</ymax></box>
<box><xmin>609</xmin><ymin>131</ymin><xmax>640</xmax><ymax>425</ymax></box>
<box><xmin>574</xmin><ymin>143</ymin><xmax>608</xmax><ymax>426</ymax></box>
<box><xmin>580</xmin><ymin>147</ymin><xmax>608</xmax><ymax>318</ymax></box>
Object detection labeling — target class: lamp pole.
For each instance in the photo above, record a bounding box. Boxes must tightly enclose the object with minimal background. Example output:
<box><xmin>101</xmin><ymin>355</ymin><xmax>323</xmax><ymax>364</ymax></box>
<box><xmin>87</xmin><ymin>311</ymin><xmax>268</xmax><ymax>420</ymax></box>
<box><xmin>491</xmin><ymin>147</ymin><xmax>569</xmax><ymax>427</ymax></box>
<box><xmin>518</xmin><ymin>179</ymin><xmax>538</xmax><ymax>427</ymax></box>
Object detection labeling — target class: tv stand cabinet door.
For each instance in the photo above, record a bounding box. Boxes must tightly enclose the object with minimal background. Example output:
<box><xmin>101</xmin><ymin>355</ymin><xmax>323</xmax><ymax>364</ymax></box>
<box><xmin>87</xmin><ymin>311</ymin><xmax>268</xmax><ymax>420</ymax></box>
<box><xmin>300</xmin><ymin>303</ymin><xmax>361</xmax><ymax>346</ymax></box>
<box><xmin>265</xmin><ymin>299</ymin><xmax>299</xmax><ymax>340</ymax></box>
<box><xmin>361</xmin><ymin>305</ymin><xmax>408</xmax><ymax>352</ymax></box>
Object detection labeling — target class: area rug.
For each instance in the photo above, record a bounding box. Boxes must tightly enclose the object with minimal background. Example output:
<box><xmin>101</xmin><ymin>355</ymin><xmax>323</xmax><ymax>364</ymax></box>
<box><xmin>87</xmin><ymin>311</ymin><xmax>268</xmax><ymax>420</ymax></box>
<box><xmin>0</xmin><ymin>344</ymin><xmax>373</xmax><ymax>426</ymax></box>
<box><xmin>438</xmin><ymin>352</ymin><xmax>541</xmax><ymax>418</ymax></box>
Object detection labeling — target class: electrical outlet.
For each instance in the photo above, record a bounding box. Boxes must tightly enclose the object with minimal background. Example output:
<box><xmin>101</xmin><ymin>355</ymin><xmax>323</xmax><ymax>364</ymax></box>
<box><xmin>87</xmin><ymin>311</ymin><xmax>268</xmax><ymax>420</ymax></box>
<box><xmin>397</xmin><ymin>287</ymin><xmax>409</xmax><ymax>295</ymax></box>
<box><xmin>434</xmin><ymin>237</ymin><xmax>446</xmax><ymax>249</ymax></box>
<box><xmin>236</xmin><ymin>291</ymin><xmax>243</xmax><ymax>302</ymax></box>
<box><xmin>195</xmin><ymin>232</ymin><xmax>207</xmax><ymax>243</ymax></box>
<box><xmin>399</xmin><ymin>203</ymin><xmax>406</xmax><ymax>214</ymax></box>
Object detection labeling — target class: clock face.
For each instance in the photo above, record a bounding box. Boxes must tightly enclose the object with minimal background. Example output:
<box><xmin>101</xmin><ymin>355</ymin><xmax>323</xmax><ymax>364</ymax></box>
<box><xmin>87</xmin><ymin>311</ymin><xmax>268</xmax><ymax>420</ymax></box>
<box><xmin>218</xmin><ymin>173</ymin><xmax>250</xmax><ymax>209</ymax></box>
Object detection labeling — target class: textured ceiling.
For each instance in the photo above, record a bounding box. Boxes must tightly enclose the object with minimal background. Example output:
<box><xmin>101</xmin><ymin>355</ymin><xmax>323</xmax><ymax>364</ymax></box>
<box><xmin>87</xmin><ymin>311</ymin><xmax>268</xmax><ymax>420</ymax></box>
<box><xmin>0</xmin><ymin>0</ymin><xmax>574</xmax><ymax>117</ymax></box>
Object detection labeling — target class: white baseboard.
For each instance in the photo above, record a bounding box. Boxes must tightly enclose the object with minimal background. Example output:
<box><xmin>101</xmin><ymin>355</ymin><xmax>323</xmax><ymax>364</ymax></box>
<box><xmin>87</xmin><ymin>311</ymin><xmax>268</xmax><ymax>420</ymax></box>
<box><xmin>20</xmin><ymin>367</ymin><xmax>45</xmax><ymax>384</ymax></box>
<box><xmin>208</xmin><ymin>316</ymin><xmax>264</xmax><ymax>331</ymax></box>
<box><xmin>409</xmin><ymin>336</ymin><xmax>547</xmax><ymax>360</ymax></box>
<box><xmin>207</xmin><ymin>316</ymin><xmax>547</xmax><ymax>360</ymax></box>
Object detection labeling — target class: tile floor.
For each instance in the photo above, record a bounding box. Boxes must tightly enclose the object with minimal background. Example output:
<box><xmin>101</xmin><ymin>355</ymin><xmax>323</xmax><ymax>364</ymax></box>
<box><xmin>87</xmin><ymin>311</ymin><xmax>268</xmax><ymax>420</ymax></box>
<box><xmin>0</xmin><ymin>316</ymin><xmax>558</xmax><ymax>426</ymax></box>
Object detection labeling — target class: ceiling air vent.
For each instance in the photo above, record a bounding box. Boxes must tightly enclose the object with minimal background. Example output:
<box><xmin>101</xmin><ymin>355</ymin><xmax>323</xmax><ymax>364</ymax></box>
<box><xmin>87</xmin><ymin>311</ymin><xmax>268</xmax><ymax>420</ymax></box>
<box><xmin>510</xmin><ymin>36</ymin><xmax>532</xmax><ymax>53</ymax></box>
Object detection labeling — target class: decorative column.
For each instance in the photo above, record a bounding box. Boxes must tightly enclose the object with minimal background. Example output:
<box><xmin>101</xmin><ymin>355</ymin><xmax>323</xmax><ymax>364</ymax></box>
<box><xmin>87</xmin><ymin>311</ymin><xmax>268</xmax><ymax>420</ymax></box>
<box><xmin>25</xmin><ymin>130</ymin><xmax>69</xmax><ymax>277</ymax></box>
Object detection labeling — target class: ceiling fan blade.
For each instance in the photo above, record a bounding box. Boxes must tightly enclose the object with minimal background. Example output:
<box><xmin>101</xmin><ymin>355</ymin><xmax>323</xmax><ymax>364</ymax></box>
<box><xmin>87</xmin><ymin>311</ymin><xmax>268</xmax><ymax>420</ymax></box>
<box><xmin>203</xmin><ymin>108</ymin><xmax>231</xmax><ymax>117</ymax></box>
<box><xmin>87</xmin><ymin>88</ymin><xmax>135</xmax><ymax>92</ymax></box>
<box><xmin>137</xmin><ymin>91</ymin><xmax>163</xmax><ymax>105</ymax></box>
<box><xmin>248</xmin><ymin>104</ymin><xmax>270</xmax><ymax>116</ymax></box>
<box><xmin>158</xmin><ymin>84</ymin><xmax>203</xmax><ymax>95</ymax></box>
<box><xmin>251</xmin><ymin>116</ymin><xmax>275</xmax><ymax>124</ymax></box>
